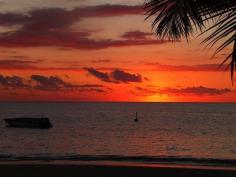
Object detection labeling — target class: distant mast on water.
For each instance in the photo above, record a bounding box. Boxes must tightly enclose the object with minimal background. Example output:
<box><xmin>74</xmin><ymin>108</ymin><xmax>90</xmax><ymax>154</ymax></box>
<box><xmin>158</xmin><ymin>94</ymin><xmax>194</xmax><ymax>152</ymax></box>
<box><xmin>134</xmin><ymin>112</ymin><xmax>138</xmax><ymax>122</ymax></box>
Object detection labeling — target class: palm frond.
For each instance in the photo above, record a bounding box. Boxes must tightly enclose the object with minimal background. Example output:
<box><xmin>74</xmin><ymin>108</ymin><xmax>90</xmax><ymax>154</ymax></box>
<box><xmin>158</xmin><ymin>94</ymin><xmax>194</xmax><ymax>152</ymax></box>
<box><xmin>200</xmin><ymin>6</ymin><xmax>235</xmax><ymax>50</ymax></box>
<box><xmin>200</xmin><ymin>5</ymin><xmax>236</xmax><ymax>82</ymax></box>
<box><xmin>145</xmin><ymin>0</ymin><xmax>204</xmax><ymax>40</ymax></box>
<box><xmin>145</xmin><ymin>0</ymin><xmax>236</xmax><ymax>81</ymax></box>
<box><xmin>230</xmin><ymin>39</ymin><xmax>236</xmax><ymax>82</ymax></box>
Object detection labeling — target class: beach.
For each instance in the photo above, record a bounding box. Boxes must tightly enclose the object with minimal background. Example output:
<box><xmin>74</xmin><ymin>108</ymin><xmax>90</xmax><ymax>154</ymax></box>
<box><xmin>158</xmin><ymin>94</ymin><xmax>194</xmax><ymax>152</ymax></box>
<box><xmin>1</xmin><ymin>163</ymin><xmax>236</xmax><ymax>177</ymax></box>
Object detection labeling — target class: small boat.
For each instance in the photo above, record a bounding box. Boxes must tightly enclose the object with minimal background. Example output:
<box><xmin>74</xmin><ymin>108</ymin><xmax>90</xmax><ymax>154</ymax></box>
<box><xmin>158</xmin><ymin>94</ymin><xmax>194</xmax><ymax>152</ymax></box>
<box><xmin>4</xmin><ymin>117</ymin><xmax>53</xmax><ymax>129</ymax></box>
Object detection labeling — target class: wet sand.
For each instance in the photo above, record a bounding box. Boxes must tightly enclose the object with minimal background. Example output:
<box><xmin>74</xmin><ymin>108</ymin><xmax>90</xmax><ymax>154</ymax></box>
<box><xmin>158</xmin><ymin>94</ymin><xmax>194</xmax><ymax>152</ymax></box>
<box><xmin>1</xmin><ymin>164</ymin><xmax>236</xmax><ymax>177</ymax></box>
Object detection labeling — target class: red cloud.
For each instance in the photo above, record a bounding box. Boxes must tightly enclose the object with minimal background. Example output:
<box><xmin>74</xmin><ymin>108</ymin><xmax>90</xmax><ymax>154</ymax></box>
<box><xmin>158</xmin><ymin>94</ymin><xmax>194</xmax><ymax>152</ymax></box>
<box><xmin>145</xmin><ymin>62</ymin><xmax>228</xmax><ymax>71</ymax></box>
<box><xmin>133</xmin><ymin>86</ymin><xmax>232</xmax><ymax>96</ymax></box>
<box><xmin>92</xmin><ymin>59</ymin><xmax>111</xmax><ymax>63</ymax></box>
<box><xmin>161</xmin><ymin>86</ymin><xmax>231</xmax><ymax>96</ymax></box>
<box><xmin>121</xmin><ymin>30</ymin><xmax>153</xmax><ymax>40</ymax></box>
<box><xmin>0</xmin><ymin>59</ymin><xmax>41</xmax><ymax>69</ymax></box>
<box><xmin>0</xmin><ymin>5</ymin><xmax>170</xmax><ymax>49</ymax></box>
<box><xmin>0</xmin><ymin>30</ymin><xmax>167</xmax><ymax>49</ymax></box>
<box><xmin>73</xmin><ymin>4</ymin><xmax>144</xmax><ymax>18</ymax></box>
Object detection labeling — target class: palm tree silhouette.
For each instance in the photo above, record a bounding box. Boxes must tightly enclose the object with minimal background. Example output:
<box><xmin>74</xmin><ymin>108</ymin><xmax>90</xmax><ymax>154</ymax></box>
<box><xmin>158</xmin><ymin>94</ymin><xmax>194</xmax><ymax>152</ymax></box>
<box><xmin>145</xmin><ymin>0</ymin><xmax>236</xmax><ymax>81</ymax></box>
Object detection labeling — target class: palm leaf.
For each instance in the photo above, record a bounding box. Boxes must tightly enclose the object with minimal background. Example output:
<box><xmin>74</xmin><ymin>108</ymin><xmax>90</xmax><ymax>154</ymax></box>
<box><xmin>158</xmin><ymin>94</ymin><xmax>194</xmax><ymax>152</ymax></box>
<box><xmin>145</xmin><ymin>0</ymin><xmax>236</xmax><ymax>81</ymax></box>
<box><xmin>200</xmin><ymin>6</ymin><xmax>236</xmax><ymax>82</ymax></box>
<box><xmin>145</xmin><ymin>0</ymin><xmax>204</xmax><ymax>40</ymax></box>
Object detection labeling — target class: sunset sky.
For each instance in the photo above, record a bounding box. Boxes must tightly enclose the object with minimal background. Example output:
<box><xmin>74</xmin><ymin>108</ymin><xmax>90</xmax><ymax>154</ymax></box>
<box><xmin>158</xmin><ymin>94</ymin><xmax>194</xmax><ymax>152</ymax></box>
<box><xmin>0</xmin><ymin>0</ymin><xmax>235</xmax><ymax>102</ymax></box>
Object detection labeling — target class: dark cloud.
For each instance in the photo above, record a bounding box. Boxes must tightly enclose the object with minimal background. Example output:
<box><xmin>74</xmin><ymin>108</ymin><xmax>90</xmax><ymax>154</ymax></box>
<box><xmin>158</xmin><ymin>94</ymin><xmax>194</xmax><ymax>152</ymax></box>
<box><xmin>0</xmin><ymin>6</ymin><xmax>169</xmax><ymax>49</ymax></box>
<box><xmin>121</xmin><ymin>30</ymin><xmax>153</xmax><ymax>40</ymax></box>
<box><xmin>30</xmin><ymin>75</ymin><xmax>106</xmax><ymax>92</ymax></box>
<box><xmin>0</xmin><ymin>12</ymin><xmax>28</xmax><ymax>26</ymax></box>
<box><xmin>145</xmin><ymin>62</ymin><xmax>227</xmax><ymax>71</ymax></box>
<box><xmin>133</xmin><ymin>86</ymin><xmax>232</xmax><ymax>96</ymax></box>
<box><xmin>84</xmin><ymin>67</ymin><xmax>111</xmax><ymax>82</ymax></box>
<box><xmin>0</xmin><ymin>5</ymin><xmax>144</xmax><ymax>27</ymax></box>
<box><xmin>0</xmin><ymin>74</ymin><xmax>107</xmax><ymax>93</ymax></box>
<box><xmin>31</xmin><ymin>75</ymin><xmax>73</xmax><ymax>91</ymax></box>
<box><xmin>0</xmin><ymin>31</ymin><xmax>167</xmax><ymax>49</ymax></box>
<box><xmin>79</xmin><ymin>87</ymin><xmax>108</xmax><ymax>93</ymax></box>
<box><xmin>76</xmin><ymin>84</ymin><xmax>104</xmax><ymax>88</ymax></box>
<box><xmin>85</xmin><ymin>67</ymin><xmax>144</xmax><ymax>83</ymax></box>
<box><xmin>0</xmin><ymin>75</ymin><xmax>29</xmax><ymax>89</ymax></box>
<box><xmin>0</xmin><ymin>59</ymin><xmax>42</xmax><ymax>69</ymax></box>
<box><xmin>0</xmin><ymin>31</ymin><xmax>90</xmax><ymax>48</ymax></box>
<box><xmin>74</xmin><ymin>4</ymin><xmax>144</xmax><ymax>18</ymax></box>
<box><xmin>111</xmin><ymin>69</ymin><xmax>142</xmax><ymax>83</ymax></box>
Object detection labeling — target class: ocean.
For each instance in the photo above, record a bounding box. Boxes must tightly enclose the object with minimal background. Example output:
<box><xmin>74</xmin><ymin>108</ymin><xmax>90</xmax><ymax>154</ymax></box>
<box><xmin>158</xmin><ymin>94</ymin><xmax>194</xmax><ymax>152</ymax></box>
<box><xmin>0</xmin><ymin>103</ymin><xmax>236</xmax><ymax>166</ymax></box>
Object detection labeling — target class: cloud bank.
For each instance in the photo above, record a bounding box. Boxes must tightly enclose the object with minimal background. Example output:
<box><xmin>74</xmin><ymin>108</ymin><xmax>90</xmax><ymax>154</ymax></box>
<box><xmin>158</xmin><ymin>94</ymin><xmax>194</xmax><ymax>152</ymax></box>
<box><xmin>133</xmin><ymin>86</ymin><xmax>232</xmax><ymax>96</ymax></box>
<box><xmin>0</xmin><ymin>5</ymin><xmax>169</xmax><ymax>49</ymax></box>
<box><xmin>0</xmin><ymin>74</ymin><xmax>108</xmax><ymax>93</ymax></box>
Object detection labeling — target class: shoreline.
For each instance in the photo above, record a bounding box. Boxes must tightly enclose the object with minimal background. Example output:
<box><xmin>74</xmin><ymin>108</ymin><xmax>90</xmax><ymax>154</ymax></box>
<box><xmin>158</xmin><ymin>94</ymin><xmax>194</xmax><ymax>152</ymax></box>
<box><xmin>1</xmin><ymin>163</ymin><xmax>236</xmax><ymax>177</ymax></box>
<box><xmin>1</xmin><ymin>155</ymin><xmax>236</xmax><ymax>168</ymax></box>
<box><xmin>1</xmin><ymin>160</ymin><xmax>236</xmax><ymax>170</ymax></box>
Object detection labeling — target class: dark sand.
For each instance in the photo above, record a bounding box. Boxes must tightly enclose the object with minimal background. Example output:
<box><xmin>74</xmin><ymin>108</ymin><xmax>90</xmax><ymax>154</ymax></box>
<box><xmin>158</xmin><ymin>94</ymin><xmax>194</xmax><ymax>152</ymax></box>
<box><xmin>1</xmin><ymin>164</ymin><xmax>236</xmax><ymax>177</ymax></box>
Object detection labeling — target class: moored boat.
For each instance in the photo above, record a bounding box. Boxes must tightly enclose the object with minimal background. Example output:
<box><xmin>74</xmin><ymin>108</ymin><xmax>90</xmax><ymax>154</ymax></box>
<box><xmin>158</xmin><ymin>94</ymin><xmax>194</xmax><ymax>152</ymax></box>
<box><xmin>4</xmin><ymin>117</ymin><xmax>52</xmax><ymax>129</ymax></box>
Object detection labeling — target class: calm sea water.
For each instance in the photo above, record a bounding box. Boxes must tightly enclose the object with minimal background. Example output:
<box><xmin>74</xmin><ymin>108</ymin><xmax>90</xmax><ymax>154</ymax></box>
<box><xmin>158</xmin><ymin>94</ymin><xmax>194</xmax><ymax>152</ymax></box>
<box><xmin>0</xmin><ymin>103</ymin><xmax>236</xmax><ymax>165</ymax></box>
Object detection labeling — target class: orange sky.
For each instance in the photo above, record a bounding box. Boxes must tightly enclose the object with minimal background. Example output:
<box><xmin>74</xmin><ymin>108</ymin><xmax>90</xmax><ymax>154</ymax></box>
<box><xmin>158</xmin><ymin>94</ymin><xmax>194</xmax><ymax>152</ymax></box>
<box><xmin>0</xmin><ymin>0</ymin><xmax>235</xmax><ymax>102</ymax></box>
